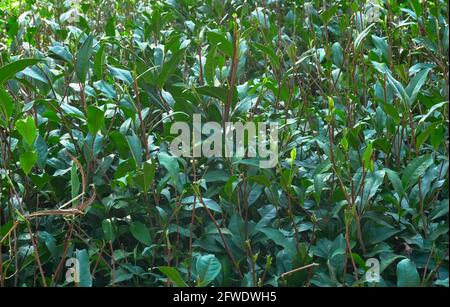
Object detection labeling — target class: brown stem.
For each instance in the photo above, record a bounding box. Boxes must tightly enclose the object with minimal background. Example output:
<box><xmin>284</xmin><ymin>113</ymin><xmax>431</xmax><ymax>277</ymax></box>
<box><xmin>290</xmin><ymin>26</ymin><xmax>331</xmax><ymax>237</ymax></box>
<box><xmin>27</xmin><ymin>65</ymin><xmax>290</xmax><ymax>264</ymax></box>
<box><xmin>281</xmin><ymin>263</ymin><xmax>319</xmax><ymax>279</ymax></box>
<box><xmin>133</xmin><ymin>79</ymin><xmax>149</xmax><ymax>161</ymax></box>
<box><xmin>51</xmin><ymin>223</ymin><xmax>75</xmax><ymax>286</ymax></box>
<box><xmin>345</xmin><ymin>225</ymin><xmax>360</xmax><ymax>286</ymax></box>
<box><xmin>188</xmin><ymin>159</ymin><xmax>198</xmax><ymax>283</ymax></box>
<box><xmin>223</xmin><ymin>20</ymin><xmax>239</xmax><ymax>127</ymax></box>
<box><xmin>197</xmin><ymin>44</ymin><xmax>204</xmax><ymax>86</ymax></box>
<box><xmin>193</xmin><ymin>186</ymin><xmax>243</xmax><ymax>278</ymax></box>
<box><xmin>109</xmin><ymin>241</ymin><xmax>115</xmax><ymax>287</ymax></box>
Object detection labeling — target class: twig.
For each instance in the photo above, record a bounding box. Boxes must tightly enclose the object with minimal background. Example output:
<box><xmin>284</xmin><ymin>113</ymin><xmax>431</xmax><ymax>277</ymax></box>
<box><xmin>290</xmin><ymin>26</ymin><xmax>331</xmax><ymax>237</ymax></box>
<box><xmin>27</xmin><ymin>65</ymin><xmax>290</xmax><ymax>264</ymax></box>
<box><xmin>281</xmin><ymin>263</ymin><xmax>319</xmax><ymax>279</ymax></box>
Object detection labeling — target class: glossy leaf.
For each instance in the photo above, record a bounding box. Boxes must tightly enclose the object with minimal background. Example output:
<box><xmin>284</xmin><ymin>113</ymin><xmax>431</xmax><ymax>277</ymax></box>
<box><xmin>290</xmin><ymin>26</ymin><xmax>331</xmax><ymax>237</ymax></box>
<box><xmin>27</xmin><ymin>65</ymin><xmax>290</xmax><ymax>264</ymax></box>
<box><xmin>130</xmin><ymin>221</ymin><xmax>152</xmax><ymax>246</ymax></box>
<box><xmin>86</xmin><ymin>105</ymin><xmax>105</xmax><ymax>135</ymax></box>
<box><xmin>196</xmin><ymin>254</ymin><xmax>222</xmax><ymax>287</ymax></box>
<box><xmin>396</xmin><ymin>259</ymin><xmax>421</xmax><ymax>287</ymax></box>
<box><xmin>0</xmin><ymin>58</ymin><xmax>44</xmax><ymax>84</ymax></box>
<box><xmin>76</xmin><ymin>35</ymin><xmax>94</xmax><ymax>83</ymax></box>
<box><xmin>16</xmin><ymin>116</ymin><xmax>38</xmax><ymax>146</ymax></box>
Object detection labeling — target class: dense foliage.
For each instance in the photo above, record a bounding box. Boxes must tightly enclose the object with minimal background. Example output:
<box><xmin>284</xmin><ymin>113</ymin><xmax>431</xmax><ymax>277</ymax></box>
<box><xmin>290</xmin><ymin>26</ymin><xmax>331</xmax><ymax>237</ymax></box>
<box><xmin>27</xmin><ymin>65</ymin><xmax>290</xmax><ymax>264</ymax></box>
<box><xmin>0</xmin><ymin>0</ymin><xmax>448</xmax><ymax>287</ymax></box>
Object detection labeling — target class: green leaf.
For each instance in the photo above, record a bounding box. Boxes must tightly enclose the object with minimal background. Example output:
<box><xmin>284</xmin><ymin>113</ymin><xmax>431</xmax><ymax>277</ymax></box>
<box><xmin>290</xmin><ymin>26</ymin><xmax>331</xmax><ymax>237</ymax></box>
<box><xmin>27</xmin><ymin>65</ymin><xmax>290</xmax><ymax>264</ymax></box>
<box><xmin>61</xmin><ymin>103</ymin><xmax>85</xmax><ymax>119</ymax></box>
<box><xmin>260</xmin><ymin>228</ymin><xmax>297</xmax><ymax>257</ymax></box>
<box><xmin>429</xmin><ymin>124</ymin><xmax>445</xmax><ymax>150</ymax></box>
<box><xmin>94</xmin><ymin>80</ymin><xmax>117</xmax><ymax>99</ymax></box>
<box><xmin>0</xmin><ymin>86</ymin><xmax>14</xmax><ymax>121</ymax></box>
<box><xmin>130</xmin><ymin>221</ymin><xmax>152</xmax><ymax>246</ymax></box>
<box><xmin>365</xmin><ymin>225</ymin><xmax>401</xmax><ymax>245</ymax></box>
<box><xmin>19</xmin><ymin>67</ymin><xmax>48</xmax><ymax>84</ymax></box>
<box><xmin>354</xmin><ymin>23</ymin><xmax>375</xmax><ymax>50</ymax></box>
<box><xmin>135</xmin><ymin>159</ymin><xmax>156</xmax><ymax>192</ymax></box>
<box><xmin>181</xmin><ymin>196</ymin><xmax>223</xmax><ymax>213</ymax></box>
<box><xmin>49</xmin><ymin>44</ymin><xmax>73</xmax><ymax>63</ymax></box>
<box><xmin>331</xmin><ymin>42</ymin><xmax>343</xmax><ymax>68</ymax></box>
<box><xmin>372</xmin><ymin>61</ymin><xmax>409</xmax><ymax>105</ymax></box>
<box><xmin>94</xmin><ymin>44</ymin><xmax>105</xmax><ymax>80</ymax></box>
<box><xmin>111</xmin><ymin>268</ymin><xmax>134</xmax><ymax>285</ymax></box>
<box><xmin>76</xmin><ymin>249</ymin><xmax>93</xmax><ymax>287</ymax></box>
<box><xmin>416</xmin><ymin>121</ymin><xmax>441</xmax><ymax>149</ymax></box>
<box><xmin>321</xmin><ymin>5</ymin><xmax>338</xmax><ymax>24</ymax></box>
<box><xmin>381</xmin><ymin>101</ymin><xmax>401</xmax><ymax>123</ymax></box>
<box><xmin>402</xmin><ymin>155</ymin><xmax>433</xmax><ymax>189</ymax></box>
<box><xmin>16</xmin><ymin>116</ymin><xmax>38</xmax><ymax>146</ymax></box>
<box><xmin>108</xmin><ymin>65</ymin><xmax>133</xmax><ymax>85</ymax></box>
<box><xmin>102</xmin><ymin>219</ymin><xmax>115</xmax><ymax>242</ymax></box>
<box><xmin>405</xmin><ymin>67</ymin><xmax>431</xmax><ymax>105</ymax></box>
<box><xmin>430</xmin><ymin>199</ymin><xmax>449</xmax><ymax>221</ymax></box>
<box><xmin>34</xmin><ymin>135</ymin><xmax>48</xmax><ymax>168</ymax></box>
<box><xmin>434</xmin><ymin>277</ymin><xmax>449</xmax><ymax>287</ymax></box>
<box><xmin>71</xmin><ymin>163</ymin><xmax>80</xmax><ymax>200</ymax></box>
<box><xmin>385</xmin><ymin>168</ymin><xmax>404</xmax><ymax>197</ymax></box>
<box><xmin>371</xmin><ymin>35</ymin><xmax>389</xmax><ymax>60</ymax></box>
<box><xmin>37</xmin><ymin>231</ymin><xmax>58</xmax><ymax>260</ymax></box>
<box><xmin>76</xmin><ymin>35</ymin><xmax>94</xmax><ymax>83</ymax></box>
<box><xmin>361</xmin><ymin>170</ymin><xmax>385</xmax><ymax>205</ymax></box>
<box><xmin>86</xmin><ymin>105</ymin><xmax>105</xmax><ymax>135</ymax></box>
<box><xmin>254</xmin><ymin>42</ymin><xmax>280</xmax><ymax>69</ymax></box>
<box><xmin>158</xmin><ymin>152</ymin><xmax>179</xmax><ymax>184</ymax></box>
<box><xmin>196</xmin><ymin>254</ymin><xmax>222</xmax><ymax>287</ymax></box>
<box><xmin>105</xmin><ymin>17</ymin><xmax>115</xmax><ymax>37</ymax></box>
<box><xmin>206</xmin><ymin>32</ymin><xmax>233</xmax><ymax>57</ymax></box>
<box><xmin>396</xmin><ymin>259</ymin><xmax>420</xmax><ymax>287</ymax></box>
<box><xmin>157</xmin><ymin>48</ymin><xmax>186</xmax><ymax>88</ymax></box>
<box><xmin>195</xmin><ymin>86</ymin><xmax>227</xmax><ymax>102</ymax></box>
<box><xmin>195</xmin><ymin>85</ymin><xmax>238</xmax><ymax>107</ymax></box>
<box><xmin>314</xmin><ymin>173</ymin><xmax>327</xmax><ymax>202</ymax></box>
<box><xmin>19</xmin><ymin>150</ymin><xmax>38</xmax><ymax>175</ymax></box>
<box><xmin>363</xmin><ymin>142</ymin><xmax>373</xmax><ymax>171</ymax></box>
<box><xmin>418</xmin><ymin>101</ymin><xmax>448</xmax><ymax>127</ymax></box>
<box><xmin>0</xmin><ymin>58</ymin><xmax>44</xmax><ymax>85</ymax></box>
<box><xmin>126</xmin><ymin>131</ymin><xmax>142</xmax><ymax>168</ymax></box>
<box><xmin>157</xmin><ymin>266</ymin><xmax>188</xmax><ymax>287</ymax></box>
<box><xmin>205</xmin><ymin>46</ymin><xmax>217</xmax><ymax>86</ymax></box>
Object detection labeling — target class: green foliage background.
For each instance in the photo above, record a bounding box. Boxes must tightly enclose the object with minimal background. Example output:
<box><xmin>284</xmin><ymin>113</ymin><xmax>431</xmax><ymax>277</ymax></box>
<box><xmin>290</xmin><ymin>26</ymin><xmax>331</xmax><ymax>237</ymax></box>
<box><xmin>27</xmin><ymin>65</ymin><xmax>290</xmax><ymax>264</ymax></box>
<box><xmin>0</xmin><ymin>0</ymin><xmax>448</xmax><ymax>287</ymax></box>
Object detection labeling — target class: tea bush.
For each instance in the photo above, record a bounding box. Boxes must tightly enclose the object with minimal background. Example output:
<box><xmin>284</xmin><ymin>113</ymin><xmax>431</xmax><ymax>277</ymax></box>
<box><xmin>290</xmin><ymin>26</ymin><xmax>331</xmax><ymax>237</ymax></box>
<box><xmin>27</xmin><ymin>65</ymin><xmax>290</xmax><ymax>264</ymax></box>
<box><xmin>0</xmin><ymin>0</ymin><xmax>448</xmax><ymax>287</ymax></box>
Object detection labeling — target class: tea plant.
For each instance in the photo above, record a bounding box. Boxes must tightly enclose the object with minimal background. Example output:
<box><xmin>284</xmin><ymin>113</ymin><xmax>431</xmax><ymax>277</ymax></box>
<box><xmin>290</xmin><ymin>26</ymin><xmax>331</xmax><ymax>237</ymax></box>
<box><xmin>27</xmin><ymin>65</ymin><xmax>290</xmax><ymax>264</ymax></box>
<box><xmin>0</xmin><ymin>0</ymin><xmax>448</xmax><ymax>287</ymax></box>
